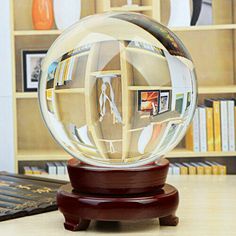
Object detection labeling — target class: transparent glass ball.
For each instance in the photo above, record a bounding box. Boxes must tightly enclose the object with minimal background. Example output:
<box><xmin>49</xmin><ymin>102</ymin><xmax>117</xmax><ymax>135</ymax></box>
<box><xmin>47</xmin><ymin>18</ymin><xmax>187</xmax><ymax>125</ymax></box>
<box><xmin>39</xmin><ymin>12</ymin><xmax>197</xmax><ymax>168</ymax></box>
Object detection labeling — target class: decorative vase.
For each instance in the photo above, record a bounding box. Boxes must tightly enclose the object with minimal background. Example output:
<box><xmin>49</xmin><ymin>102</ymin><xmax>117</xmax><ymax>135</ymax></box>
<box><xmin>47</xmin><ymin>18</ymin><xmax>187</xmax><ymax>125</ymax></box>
<box><xmin>168</xmin><ymin>0</ymin><xmax>202</xmax><ymax>27</ymax></box>
<box><xmin>53</xmin><ymin>0</ymin><xmax>81</xmax><ymax>30</ymax></box>
<box><xmin>168</xmin><ymin>0</ymin><xmax>191</xmax><ymax>27</ymax></box>
<box><xmin>32</xmin><ymin>0</ymin><xmax>54</xmax><ymax>30</ymax></box>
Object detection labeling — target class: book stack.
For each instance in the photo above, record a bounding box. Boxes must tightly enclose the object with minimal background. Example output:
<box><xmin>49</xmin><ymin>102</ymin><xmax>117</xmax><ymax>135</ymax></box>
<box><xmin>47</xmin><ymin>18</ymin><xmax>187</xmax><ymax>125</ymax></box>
<box><xmin>23</xmin><ymin>162</ymin><xmax>68</xmax><ymax>176</ymax></box>
<box><xmin>185</xmin><ymin>98</ymin><xmax>236</xmax><ymax>152</ymax></box>
<box><xmin>168</xmin><ymin>161</ymin><xmax>227</xmax><ymax>175</ymax></box>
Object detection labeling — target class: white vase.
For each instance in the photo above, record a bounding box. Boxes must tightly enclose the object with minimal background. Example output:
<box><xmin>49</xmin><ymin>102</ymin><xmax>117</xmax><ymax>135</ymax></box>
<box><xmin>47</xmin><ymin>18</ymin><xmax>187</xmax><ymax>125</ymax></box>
<box><xmin>53</xmin><ymin>0</ymin><xmax>81</xmax><ymax>30</ymax></box>
<box><xmin>168</xmin><ymin>0</ymin><xmax>191</xmax><ymax>27</ymax></box>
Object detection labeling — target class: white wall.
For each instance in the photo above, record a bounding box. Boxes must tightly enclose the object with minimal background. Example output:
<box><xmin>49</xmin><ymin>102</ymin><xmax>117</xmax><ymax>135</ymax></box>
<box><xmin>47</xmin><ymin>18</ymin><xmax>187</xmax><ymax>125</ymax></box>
<box><xmin>0</xmin><ymin>0</ymin><xmax>15</xmax><ymax>172</ymax></box>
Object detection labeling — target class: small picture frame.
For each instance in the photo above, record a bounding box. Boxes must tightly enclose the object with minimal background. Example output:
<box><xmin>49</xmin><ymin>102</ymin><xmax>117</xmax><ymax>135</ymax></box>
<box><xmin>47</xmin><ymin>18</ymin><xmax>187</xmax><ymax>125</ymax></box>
<box><xmin>159</xmin><ymin>91</ymin><xmax>170</xmax><ymax>114</ymax></box>
<box><xmin>22</xmin><ymin>50</ymin><xmax>47</xmax><ymax>92</ymax></box>
<box><xmin>138</xmin><ymin>90</ymin><xmax>160</xmax><ymax>116</ymax></box>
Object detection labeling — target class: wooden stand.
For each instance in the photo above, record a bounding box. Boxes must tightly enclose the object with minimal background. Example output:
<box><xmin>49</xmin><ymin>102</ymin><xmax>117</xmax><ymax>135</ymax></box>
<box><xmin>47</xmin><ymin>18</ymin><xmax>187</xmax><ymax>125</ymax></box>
<box><xmin>57</xmin><ymin>159</ymin><xmax>179</xmax><ymax>231</ymax></box>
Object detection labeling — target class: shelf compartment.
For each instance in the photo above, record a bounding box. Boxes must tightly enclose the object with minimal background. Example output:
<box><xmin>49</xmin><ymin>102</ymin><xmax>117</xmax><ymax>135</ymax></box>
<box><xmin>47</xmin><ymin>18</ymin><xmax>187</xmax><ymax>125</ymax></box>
<box><xmin>175</xmin><ymin>30</ymin><xmax>235</xmax><ymax>87</ymax></box>
<box><xmin>17</xmin><ymin>99</ymin><xmax>60</xmax><ymax>151</ymax></box>
<box><xmin>13</xmin><ymin>0</ymin><xmax>96</xmax><ymax>30</ymax></box>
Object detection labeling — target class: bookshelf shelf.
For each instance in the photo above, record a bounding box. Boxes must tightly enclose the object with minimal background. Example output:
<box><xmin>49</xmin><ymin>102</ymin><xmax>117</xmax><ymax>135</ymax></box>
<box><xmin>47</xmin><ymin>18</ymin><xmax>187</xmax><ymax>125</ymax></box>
<box><xmin>55</xmin><ymin>88</ymin><xmax>85</xmax><ymax>94</ymax></box>
<box><xmin>110</xmin><ymin>6</ymin><xmax>152</xmax><ymax>12</ymax></box>
<box><xmin>166</xmin><ymin>149</ymin><xmax>236</xmax><ymax>158</ymax></box>
<box><xmin>128</xmin><ymin>86</ymin><xmax>172</xmax><ymax>91</ymax></box>
<box><xmin>90</xmin><ymin>70</ymin><xmax>121</xmax><ymax>77</ymax></box>
<box><xmin>198</xmin><ymin>85</ymin><xmax>236</xmax><ymax>94</ymax></box>
<box><xmin>17</xmin><ymin>150</ymin><xmax>70</xmax><ymax>161</ymax></box>
<box><xmin>14</xmin><ymin>30</ymin><xmax>62</xmax><ymax>36</ymax></box>
<box><xmin>171</xmin><ymin>24</ymin><xmax>236</xmax><ymax>32</ymax></box>
<box><xmin>16</xmin><ymin>92</ymin><xmax>38</xmax><ymax>99</ymax></box>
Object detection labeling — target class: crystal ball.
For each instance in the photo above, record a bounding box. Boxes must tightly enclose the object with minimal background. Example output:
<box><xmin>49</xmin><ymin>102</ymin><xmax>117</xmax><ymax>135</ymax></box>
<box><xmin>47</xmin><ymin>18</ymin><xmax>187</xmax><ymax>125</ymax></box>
<box><xmin>39</xmin><ymin>12</ymin><xmax>197</xmax><ymax>167</ymax></box>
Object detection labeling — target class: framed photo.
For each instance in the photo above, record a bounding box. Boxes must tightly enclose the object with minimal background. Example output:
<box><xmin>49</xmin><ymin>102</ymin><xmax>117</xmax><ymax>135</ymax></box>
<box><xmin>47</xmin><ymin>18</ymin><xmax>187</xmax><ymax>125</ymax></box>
<box><xmin>138</xmin><ymin>90</ymin><xmax>160</xmax><ymax>116</ymax></box>
<box><xmin>22</xmin><ymin>50</ymin><xmax>47</xmax><ymax>92</ymax></box>
<box><xmin>159</xmin><ymin>91</ymin><xmax>170</xmax><ymax>114</ymax></box>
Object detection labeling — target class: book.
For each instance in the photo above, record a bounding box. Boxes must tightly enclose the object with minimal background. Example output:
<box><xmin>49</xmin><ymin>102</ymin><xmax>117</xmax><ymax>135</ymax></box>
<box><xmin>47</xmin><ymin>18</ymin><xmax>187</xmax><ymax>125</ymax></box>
<box><xmin>168</xmin><ymin>164</ymin><xmax>173</xmax><ymax>175</ymax></box>
<box><xmin>23</xmin><ymin>166</ymin><xmax>33</xmax><ymax>175</ymax></box>
<box><xmin>31</xmin><ymin>167</ymin><xmax>41</xmax><ymax>175</ymax></box>
<box><xmin>190</xmin><ymin>162</ymin><xmax>204</xmax><ymax>175</ymax></box>
<box><xmin>205</xmin><ymin>99</ymin><xmax>221</xmax><ymax>151</ymax></box>
<box><xmin>46</xmin><ymin>163</ymin><xmax>57</xmax><ymax>175</ymax></box>
<box><xmin>228</xmin><ymin>100</ymin><xmax>235</xmax><ymax>151</ymax></box>
<box><xmin>175</xmin><ymin>163</ymin><xmax>188</xmax><ymax>175</ymax></box>
<box><xmin>211</xmin><ymin>161</ymin><xmax>227</xmax><ymax>175</ymax></box>
<box><xmin>206</xmin><ymin>106</ymin><xmax>214</xmax><ymax>151</ymax></box>
<box><xmin>55</xmin><ymin>162</ymin><xmax>65</xmax><ymax>175</ymax></box>
<box><xmin>220</xmin><ymin>99</ymin><xmax>229</xmax><ymax>151</ymax></box>
<box><xmin>183</xmin><ymin>163</ymin><xmax>197</xmax><ymax>175</ymax></box>
<box><xmin>185</xmin><ymin>108</ymin><xmax>200</xmax><ymax>152</ymax></box>
<box><xmin>199</xmin><ymin>106</ymin><xmax>207</xmax><ymax>152</ymax></box>
<box><xmin>172</xmin><ymin>164</ymin><xmax>180</xmax><ymax>175</ymax></box>
<box><xmin>198</xmin><ymin>162</ymin><xmax>212</xmax><ymax>175</ymax></box>
<box><xmin>62</xmin><ymin>162</ymin><xmax>68</xmax><ymax>175</ymax></box>
<box><xmin>205</xmin><ymin>161</ymin><xmax>218</xmax><ymax>175</ymax></box>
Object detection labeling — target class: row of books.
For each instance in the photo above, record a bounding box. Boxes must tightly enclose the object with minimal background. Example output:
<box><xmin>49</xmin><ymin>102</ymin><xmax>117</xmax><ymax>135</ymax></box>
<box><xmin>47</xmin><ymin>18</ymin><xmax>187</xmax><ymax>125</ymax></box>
<box><xmin>23</xmin><ymin>162</ymin><xmax>68</xmax><ymax>176</ymax></box>
<box><xmin>185</xmin><ymin>98</ymin><xmax>236</xmax><ymax>152</ymax></box>
<box><xmin>169</xmin><ymin>161</ymin><xmax>227</xmax><ymax>175</ymax></box>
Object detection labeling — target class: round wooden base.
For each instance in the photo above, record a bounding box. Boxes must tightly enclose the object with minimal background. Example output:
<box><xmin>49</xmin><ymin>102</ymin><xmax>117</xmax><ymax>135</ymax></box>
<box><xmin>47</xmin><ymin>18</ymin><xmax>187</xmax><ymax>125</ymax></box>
<box><xmin>57</xmin><ymin>183</ymin><xmax>179</xmax><ymax>231</ymax></box>
<box><xmin>57</xmin><ymin>158</ymin><xmax>179</xmax><ymax>231</ymax></box>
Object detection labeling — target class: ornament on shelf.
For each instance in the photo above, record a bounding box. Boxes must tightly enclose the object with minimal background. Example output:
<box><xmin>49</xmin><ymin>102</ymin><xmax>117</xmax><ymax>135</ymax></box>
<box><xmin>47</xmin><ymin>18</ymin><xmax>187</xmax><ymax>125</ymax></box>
<box><xmin>123</xmin><ymin>0</ymin><xmax>139</xmax><ymax>7</ymax></box>
<box><xmin>32</xmin><ymin>0</ymin><xmax>54</xmax><ymax>30</ymax></box>
<box><xmin>168</xmin><ymin>0</ymin><xmax>202</xmax><ymax>27</ymax></box>
<box><xmin>53</xmin><ymin>0</ymin><xmax>81</xmax><ymax>30</ymax></box>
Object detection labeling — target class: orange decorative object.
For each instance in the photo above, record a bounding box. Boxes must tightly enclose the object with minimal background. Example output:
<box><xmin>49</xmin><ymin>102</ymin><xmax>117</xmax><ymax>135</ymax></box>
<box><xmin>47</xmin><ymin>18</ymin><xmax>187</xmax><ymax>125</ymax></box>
<box><xmin>32</xmin><ymin>0</ymin><xmax>54</xmax><ymax>30</ymax></box>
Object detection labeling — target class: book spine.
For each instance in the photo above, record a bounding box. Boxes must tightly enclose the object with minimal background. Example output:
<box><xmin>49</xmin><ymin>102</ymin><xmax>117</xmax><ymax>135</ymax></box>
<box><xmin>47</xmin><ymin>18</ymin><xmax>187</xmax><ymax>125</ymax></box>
<box><xmin>185</xmin><ymin>123</ymin><xmax>193</xmax><ymax>150</ymax></box>
<box><xmin>213</xmin><ymin>101</ymin><xmax>221</xmax><ymax>151</ymax></box>
<box><xmin>199</xmin><ymin>107</ymin><xmax>207</xmax><ymax>152</ymax></box>
<box><xmin>206</xmin><ymin>107</ymin><xmax>214</xmax><ymax>151</ymax></box>
<box><xmin>228</xmin><ymin>100</ymin><xmax>235</xmax><ymax>151</ymax></box>
<box><xmin>193</xmin><ymin>108</ymin><xmax>200</xmax><ymax>152</ymax></box>
<box><xmin>220</xmin><ymin>100</ymin><xmax>229</xmax><ymax>151</ymax></box>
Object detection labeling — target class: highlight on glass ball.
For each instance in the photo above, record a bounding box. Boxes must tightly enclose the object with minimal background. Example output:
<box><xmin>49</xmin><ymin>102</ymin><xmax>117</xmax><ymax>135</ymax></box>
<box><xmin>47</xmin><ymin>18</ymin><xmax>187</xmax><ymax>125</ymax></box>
<box><xmin>39</xmin><ymin>12</ymin><xmax>197</xmax><ymax>167</ymax></box>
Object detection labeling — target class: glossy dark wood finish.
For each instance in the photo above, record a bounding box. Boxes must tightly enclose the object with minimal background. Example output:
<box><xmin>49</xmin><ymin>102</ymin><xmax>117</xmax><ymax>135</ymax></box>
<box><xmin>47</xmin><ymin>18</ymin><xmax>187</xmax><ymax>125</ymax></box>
<box><xmin>67</xmin><ymin>158</ymin><xmax>169</xmax><ymax>194</ymax></box>
<box><xmin>57</xmin><ymin>183</ymin><xmax>179</xmax><ymax>231</ymax></box>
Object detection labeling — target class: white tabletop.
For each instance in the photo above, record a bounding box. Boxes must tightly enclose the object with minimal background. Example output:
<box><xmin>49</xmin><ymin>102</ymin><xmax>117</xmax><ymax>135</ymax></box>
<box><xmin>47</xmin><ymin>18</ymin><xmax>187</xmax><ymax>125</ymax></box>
<box><xmin>0</xmin><ymin>175</ymin><xmax>235</xmax><ymax>236</ymax></box>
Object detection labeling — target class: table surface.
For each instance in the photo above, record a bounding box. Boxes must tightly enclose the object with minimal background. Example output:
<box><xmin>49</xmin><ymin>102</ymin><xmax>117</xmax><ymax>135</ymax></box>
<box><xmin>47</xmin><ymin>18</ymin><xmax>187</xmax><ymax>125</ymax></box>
<box><xmin>0</xmin><ymin>175</ymin><xmax>235</xmax><ymax>236</ymax></box>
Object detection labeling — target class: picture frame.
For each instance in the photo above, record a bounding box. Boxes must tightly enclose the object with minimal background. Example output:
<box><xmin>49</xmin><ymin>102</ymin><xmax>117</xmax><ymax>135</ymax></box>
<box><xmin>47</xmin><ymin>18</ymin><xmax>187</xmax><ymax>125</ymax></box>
<box><xmin>159</xmin><ymin>91</ymin><xmax>171</xmax><ymax>114</ymax></box>
<box><xmin>138</xmin><ymin>90</ymin><xmax>160</xmax><ymax>116</ymax></box>
<box><xmin>22</xmin><ymin>50</ymin><xmax>47</xmax><ymax>92</ymax></box>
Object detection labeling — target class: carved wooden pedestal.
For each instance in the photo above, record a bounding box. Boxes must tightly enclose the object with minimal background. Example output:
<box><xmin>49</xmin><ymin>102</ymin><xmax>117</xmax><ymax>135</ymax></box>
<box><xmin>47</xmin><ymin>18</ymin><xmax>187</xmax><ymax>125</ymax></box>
<box><xmin>57</xmin><ymin>158</ymin><xmax>179</xmax><ymax>231</ymax></box>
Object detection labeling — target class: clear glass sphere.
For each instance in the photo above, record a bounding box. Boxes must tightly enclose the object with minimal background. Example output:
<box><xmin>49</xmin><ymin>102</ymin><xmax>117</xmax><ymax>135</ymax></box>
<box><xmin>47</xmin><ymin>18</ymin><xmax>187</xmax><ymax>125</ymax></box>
<box><xmin>39</xmin><ymin>12</ymin><xmax>197</xmax><ymax>168</ymax></box>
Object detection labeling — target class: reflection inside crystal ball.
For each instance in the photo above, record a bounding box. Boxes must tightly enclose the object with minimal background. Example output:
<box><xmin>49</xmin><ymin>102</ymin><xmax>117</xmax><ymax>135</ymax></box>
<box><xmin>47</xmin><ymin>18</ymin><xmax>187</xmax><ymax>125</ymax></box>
<box><xmin>39</xmin><ymin>12</ymin><xmax>197</xmax><ymax>167</ymax></box>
